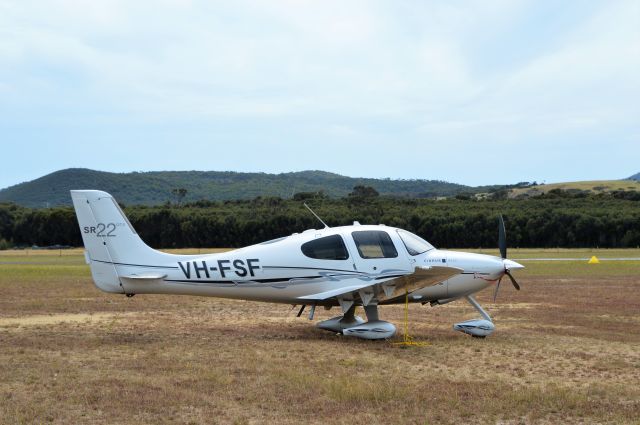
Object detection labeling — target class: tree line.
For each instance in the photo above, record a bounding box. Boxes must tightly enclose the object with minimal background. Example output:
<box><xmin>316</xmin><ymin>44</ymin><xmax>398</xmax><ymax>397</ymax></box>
<box><xmin>1</xmin><ymin>190</ymin><xmax>639</xmax><ymax>249</ymax></box>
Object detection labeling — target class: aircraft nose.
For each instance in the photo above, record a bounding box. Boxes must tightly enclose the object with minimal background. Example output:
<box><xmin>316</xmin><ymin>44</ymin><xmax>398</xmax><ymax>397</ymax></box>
<box><xmin>503</xmin><ymin>259</ymin><xmax>524</xmax><ymax>271</ymax></box>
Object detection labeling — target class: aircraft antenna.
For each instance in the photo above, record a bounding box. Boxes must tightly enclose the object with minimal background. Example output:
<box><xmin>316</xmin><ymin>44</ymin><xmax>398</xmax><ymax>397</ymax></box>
<box><xmin>303</xmin><ymin>203</ymin><xmax>329</xmax><ymax>229</ymax></box>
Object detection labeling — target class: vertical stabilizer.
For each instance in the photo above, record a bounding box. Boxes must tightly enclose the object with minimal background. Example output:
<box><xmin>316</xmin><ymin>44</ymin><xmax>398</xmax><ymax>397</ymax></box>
<box><xmin>70</xmin><ymin>190</ymin><xmax>173</xmax><ymax>293</ymax></box>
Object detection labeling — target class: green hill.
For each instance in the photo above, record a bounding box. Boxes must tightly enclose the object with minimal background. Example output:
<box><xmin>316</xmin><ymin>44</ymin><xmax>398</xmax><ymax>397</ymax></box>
<box><xmin>0</xmin><ymin>168</ymin><xmax>495</xmax><ymax>207</ymax></box>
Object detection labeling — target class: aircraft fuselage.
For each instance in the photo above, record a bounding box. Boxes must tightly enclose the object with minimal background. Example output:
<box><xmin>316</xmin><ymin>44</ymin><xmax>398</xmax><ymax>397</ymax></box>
<box><xmin>111</xmin><ymin>225</ymin><xmax>510</xmax><ymax>305</ymax></box>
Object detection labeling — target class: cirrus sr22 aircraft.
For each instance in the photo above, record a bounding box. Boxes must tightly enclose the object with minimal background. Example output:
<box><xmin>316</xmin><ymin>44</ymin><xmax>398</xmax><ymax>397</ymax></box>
<box><xmin>71</xmin><ymin>190</ymin><xmax>524</xmax><ymax>340</ymax></box>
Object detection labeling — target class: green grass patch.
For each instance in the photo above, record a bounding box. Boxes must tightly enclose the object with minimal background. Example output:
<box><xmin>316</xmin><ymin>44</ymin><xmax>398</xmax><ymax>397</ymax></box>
<box><xmin>518</xmin><ymin>260</ymin><xmax>640</xmax><ymax>277</ymax></box>
<box><xmin>464</xmin><ymin>248</ymin><xmax>640</xmax><ymax>259</ymax></box>
<box><xmin>0</xmin><ymin>264</ymin><xmax>90</xmax><ymax>282</ymax></box>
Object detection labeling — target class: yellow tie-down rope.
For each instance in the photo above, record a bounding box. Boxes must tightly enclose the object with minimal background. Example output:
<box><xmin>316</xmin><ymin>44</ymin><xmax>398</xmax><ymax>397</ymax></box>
<box><xmin>392</xmin><ymin>289</ymin><xmax>429</xmax><ymax>347</ymax></box>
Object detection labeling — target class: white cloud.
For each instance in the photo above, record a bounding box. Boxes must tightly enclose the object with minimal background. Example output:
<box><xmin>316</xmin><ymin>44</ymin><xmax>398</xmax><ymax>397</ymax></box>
<box><xmin>0</xmin><ymin>0</ymin><xmax>638</xmax><ymax>186</ymax></box>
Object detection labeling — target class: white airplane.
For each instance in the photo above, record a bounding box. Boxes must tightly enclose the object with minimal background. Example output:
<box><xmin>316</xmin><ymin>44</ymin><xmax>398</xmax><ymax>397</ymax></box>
<box><xmin>71</xmin><ymin>190</ymin><xmax>524</xmax><ymax>340</ymax></box>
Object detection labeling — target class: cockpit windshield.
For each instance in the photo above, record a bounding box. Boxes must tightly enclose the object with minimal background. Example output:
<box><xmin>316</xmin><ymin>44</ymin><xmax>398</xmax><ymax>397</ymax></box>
<box><xmin>397</xmin><ymin>229</ymin><xmax>435</xmax><ymax>255</ymax></box>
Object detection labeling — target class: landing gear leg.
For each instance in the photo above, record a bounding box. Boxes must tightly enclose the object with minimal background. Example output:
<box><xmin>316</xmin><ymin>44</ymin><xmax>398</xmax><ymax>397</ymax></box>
<box><xmin>453</xmin><ymin>295</ymin><xmax>495</xmax><ymax>337</ymax></box>
<box><xmin>363</xmin><ymin>304</ymin><xmax>379</xmax><ymax>321</ymax></box>
<box><xmin>343</xmin><ymin>304</ymin><xmax>356</xmax><ymax>322</ymax></box>
<box><xmin>465</xmin><ymin>295</ymin><xmax>492</xmax><ymax>322</ymax></box>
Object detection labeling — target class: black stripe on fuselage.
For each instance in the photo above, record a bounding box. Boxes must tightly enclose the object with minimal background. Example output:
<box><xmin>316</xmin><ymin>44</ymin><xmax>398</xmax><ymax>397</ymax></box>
<box><xmin>92</xmin><ymin>259</ymin><xmax>179</xmax><ymax>269</ymax></box>
<box><xmin>165</xmin><ymin>276</ymin><xmax>320</xmax><ymax>285</ymax></box>
<box><xmin>262</xmin><ymin>265</ymin><xmax>366</xmax><ymax>275</ymax></box>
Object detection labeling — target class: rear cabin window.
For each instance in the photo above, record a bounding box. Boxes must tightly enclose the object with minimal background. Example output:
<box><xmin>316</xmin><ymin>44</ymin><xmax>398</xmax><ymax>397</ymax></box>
<box><xmin>301</xmin><ymin>235</ymin><xmax>349</xmax><ymax>260</ymax></box>
<box><xmin>352</xmin><ymin>231</ymin><xmax>398</xmax><ymax>259</ymax></box>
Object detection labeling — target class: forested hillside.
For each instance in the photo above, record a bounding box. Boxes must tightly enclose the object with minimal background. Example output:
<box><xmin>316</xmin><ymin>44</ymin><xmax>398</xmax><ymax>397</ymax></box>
<box><xmin>1</xmin><ymin>190</ymin><xmax>639</xmax><ymax>249</ymax></box>
<box><xmin>0</xmin><ymin>168</ymin><xmax>496</xmax><ymax>207</ymax></box>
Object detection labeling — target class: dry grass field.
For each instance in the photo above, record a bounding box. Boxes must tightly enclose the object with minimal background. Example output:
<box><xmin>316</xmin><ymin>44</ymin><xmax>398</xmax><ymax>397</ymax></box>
<box><xmin>1</xmin><ymin>248</ymin><xmax>639</xmax><ymax>424</ymax></box>
<box><xmin>508</xmin><ymin>179</ymin><xmax>640</xmax><ymax>198</ymax></box>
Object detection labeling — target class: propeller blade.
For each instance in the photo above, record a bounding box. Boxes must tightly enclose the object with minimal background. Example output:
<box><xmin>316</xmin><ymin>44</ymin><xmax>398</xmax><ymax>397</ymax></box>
<box><xmin>493</xmin><ymin>277</ymin><xmax>502</xmax><ymax>302</ymax></box>
<box><xmin>498</xmin><ymin>214</ymin><xmax>507</xmax><ymax>259</ymax></box>
<box><xmin>505</xmin><ymin>270</ymin><xmax>521</xmax><ymax>291</ymax></box>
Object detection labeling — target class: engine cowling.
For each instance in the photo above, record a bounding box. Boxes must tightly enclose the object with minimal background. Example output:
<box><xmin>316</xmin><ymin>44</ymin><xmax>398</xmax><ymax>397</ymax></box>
<box><xmin>453</xmin><ymin>319</ymin><xmax>495</xmax><ymax>337</ymax></box>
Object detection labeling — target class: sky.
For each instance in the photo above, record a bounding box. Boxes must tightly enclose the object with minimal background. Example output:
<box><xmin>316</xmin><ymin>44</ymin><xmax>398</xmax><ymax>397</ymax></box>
<box><xmin>1</xmin><ymin>0</ymin><xmax>639</xmax><ymax>189</ymax></box>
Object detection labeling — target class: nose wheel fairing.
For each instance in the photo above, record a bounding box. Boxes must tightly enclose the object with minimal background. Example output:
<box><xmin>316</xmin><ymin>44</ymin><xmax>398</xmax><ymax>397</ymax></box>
<box><xmin>453</xmin><ymin>319</ymin><xmax>495</xmax><ymax>337</ymax></box>
<box><xmin>453</xmin><ymin>295</ymin><xmax>495</xmax><ymax>338</ymax></box>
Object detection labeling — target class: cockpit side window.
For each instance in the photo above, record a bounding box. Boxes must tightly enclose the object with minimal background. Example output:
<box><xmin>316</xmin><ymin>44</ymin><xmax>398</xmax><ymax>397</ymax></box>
<box><xmin>351</xmin><ymin>231</ymin><xmax>398</xmax><ymax>259</ymax></box>
<box><xmin>301</xmin><ymin>235</ymin><xmax>349</xmax><ymax>260</ymax></box>
<box><xmin>397</xmin><ymin>229</ymin><xmax>435</xmax><ymax>255</ymax></box>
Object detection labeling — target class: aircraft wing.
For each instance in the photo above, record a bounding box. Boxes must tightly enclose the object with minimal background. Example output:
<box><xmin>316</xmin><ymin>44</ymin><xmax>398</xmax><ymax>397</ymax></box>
<box><xmin>298</xmin><ymin>265</ymin><xmax>462</xmax><ymax>304</ymax></box>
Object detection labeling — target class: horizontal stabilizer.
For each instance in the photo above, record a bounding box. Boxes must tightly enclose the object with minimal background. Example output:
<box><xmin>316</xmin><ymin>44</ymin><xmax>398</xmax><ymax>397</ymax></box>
<box><xmin>120</xmin><ymin>273</ymin><xmax>167</xmax><ymax>284</ymax></box>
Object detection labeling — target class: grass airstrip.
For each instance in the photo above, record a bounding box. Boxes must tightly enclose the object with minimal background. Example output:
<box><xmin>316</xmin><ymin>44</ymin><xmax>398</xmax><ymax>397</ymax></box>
<box><xmin>1</xmin><ymin>248</ymin><xmax>639</xmax><ymax>424</ymax></box>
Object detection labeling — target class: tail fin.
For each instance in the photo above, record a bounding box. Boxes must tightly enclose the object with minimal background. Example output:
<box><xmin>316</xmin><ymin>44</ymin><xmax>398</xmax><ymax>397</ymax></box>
<box><xmin>70</xmin><ymin>190</ymin><xmax>172</xmax><ymax>293</ymax></box>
